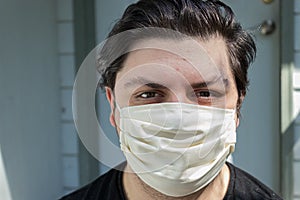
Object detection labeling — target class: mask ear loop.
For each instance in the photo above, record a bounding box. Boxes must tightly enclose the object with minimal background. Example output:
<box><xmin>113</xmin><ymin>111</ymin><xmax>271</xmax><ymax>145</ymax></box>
<box><xmin>114</xmin><ymin>101</ymin><xmax>122</xmax><ymax>112</ymax></box>
<box><xmin>112</xmin><ymin>100</ymin><xmax>126</xmax><ymax>153</ymax></box>
<box><xmin>113</xmin><ymin>99</ymin><xmax>122</xmax><ymax>129</ymax></box>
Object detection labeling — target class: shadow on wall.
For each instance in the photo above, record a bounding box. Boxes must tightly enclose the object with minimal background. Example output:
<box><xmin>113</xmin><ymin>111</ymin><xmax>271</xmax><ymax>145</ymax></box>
<box><xmin>281</xmin><ymin>109</ymin><xmax>300</xmax><ymax>199</ymax></box>
<box><xmin>0</xmin><ymin>146</ymin><xmax>12</xmax><ymax>200</ymax></box>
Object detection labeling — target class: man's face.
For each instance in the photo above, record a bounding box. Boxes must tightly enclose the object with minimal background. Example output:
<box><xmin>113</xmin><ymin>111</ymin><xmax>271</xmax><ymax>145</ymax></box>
<box><xmin>106</xmin><ymin>36</ymin><xmax>239</xmax><ymax>127</ymax></box>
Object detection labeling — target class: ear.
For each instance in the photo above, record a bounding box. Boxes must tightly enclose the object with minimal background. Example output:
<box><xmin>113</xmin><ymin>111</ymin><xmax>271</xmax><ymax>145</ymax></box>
<box><xmin>105</xmin><ymin>87</ymin><xmax>116</xmax><ymax>127</ymax></box>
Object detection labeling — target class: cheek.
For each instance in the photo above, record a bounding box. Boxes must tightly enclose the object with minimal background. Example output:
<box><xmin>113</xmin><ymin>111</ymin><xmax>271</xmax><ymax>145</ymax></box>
<box><xmin>114</xmin><ymin>86</ymin><xmax>136</xmax><ymax>107</ymax></box>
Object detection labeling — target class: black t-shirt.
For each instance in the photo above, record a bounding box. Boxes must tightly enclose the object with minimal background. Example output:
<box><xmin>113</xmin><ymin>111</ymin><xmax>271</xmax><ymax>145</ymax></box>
<box><xmin>59</xmin><ymin>162</ymin><xmax>283</xmax><ymax>200</ymax></box>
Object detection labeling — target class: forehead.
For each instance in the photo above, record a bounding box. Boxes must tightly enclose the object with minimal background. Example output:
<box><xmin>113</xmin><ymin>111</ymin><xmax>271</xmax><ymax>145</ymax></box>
<box><xmin>119</xmin><ymin>37</ymin><xmax>230</xmax><ymax>76</ymax></box>
<box><xmin>115</xmin><ymin>37</ymin><xmax>233</xmax><ymax>91</ymax></box>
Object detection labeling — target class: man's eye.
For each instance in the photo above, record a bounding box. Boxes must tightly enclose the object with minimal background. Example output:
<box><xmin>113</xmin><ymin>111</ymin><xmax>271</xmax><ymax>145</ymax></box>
<box><xmin>197</xmin><ymin>91</ymin><xmax>211</xmax><ymax>98</ymax></box>
<box><xmin>194</xmin><ymin>90</ymin><xmax>222</xmax><ymax>99</ymax></box>
<box><xmin>138</xmin><ymin>92</ymin><xmax>160</xmax><ymax>98</ymax></box>
<box><xmin>195</xmin><ymin>90</ymin><xmax>212</xmax><ymax>98</ymax></box>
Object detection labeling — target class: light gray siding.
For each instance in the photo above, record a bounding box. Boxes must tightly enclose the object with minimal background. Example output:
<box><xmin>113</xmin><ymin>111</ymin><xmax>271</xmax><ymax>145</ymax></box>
<box><xmin>56</xmin><ymin>0</ymin><xmax>80</xmax><ymax>195</ymax></box>
<box><xmin>0</xmin><ymin>0</ymin><xmax>62</xmax><ymax>199</ymax></box>
<box><xmin>294</xmin><ymin>0</ymin><xmax>300</xmax><ymax>199</ymax></box>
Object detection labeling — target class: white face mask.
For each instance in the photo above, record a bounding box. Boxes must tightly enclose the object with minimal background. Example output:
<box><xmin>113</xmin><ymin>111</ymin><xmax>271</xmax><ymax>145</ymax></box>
<box><xmin>117</xmin><ymin>102</ymin><xmax>236</xmax><ymax>197</ymax></box>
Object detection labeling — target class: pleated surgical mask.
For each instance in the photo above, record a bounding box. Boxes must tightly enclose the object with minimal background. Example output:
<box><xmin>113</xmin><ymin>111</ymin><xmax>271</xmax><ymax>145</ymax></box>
<box><xmin>117</xmin><ymin>102</ymin><xmax>236</xmax><ymax>197</ymax></box>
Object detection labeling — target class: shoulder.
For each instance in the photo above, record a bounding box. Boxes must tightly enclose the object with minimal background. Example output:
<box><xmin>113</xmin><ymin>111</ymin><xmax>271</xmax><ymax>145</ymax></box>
<box><xmin>58</xmin><ymin>162</ymin><xmax>126</xmax><ymax>200</ymax></box>
<box><xmin>225</xmin><ymin>162</ymin><xmax>283</xmax><ymax>200</ymax></box>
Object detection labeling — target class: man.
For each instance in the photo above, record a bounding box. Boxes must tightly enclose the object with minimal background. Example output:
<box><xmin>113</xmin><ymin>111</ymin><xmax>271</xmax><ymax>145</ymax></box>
<box><xmin>61</xmin><ymin>0</ymin><xmax>282</xmax><ymax>199</ymax></box>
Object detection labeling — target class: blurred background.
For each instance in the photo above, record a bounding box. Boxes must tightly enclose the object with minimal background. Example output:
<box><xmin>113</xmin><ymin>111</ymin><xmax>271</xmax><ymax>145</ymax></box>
<box><xmin>0</xmin><ymin>0</ymin><xmax>299</xmax><ymax>199</ymax></box>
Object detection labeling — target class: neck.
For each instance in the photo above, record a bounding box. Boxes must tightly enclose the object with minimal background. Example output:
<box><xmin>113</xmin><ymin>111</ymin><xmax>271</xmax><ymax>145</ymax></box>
<box><xmin>123</xmin><ymin>164</ymin><xmax>230</xmax><ymax>200</ymax></box>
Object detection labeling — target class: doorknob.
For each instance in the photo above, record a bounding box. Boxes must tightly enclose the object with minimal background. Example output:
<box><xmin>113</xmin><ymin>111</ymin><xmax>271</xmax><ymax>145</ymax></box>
<box><xmin>248</xmin><ymin>20</ymin><xmax>276</xmax><ymax>36</ymax></box>
<box><xmin>259</xmin><ymin>20</ymin><xmax>276</xmax><ymax>35</ymax></box>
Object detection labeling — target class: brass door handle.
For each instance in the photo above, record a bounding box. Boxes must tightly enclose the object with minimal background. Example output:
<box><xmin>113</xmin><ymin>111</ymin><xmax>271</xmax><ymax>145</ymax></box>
<box><xmin>262</xmin><ymin>0</ymin><xmax>274</xmax><ymax>4</ymax></box>
<box><xmin>259</xmin><ymin>20</ymin><xmax>276</xmax><ymax>35</ymax></box>
<box><xmin>248</xmin><ymin>20</ymin><xmax>276</xmax><ymax>36</ymax></box>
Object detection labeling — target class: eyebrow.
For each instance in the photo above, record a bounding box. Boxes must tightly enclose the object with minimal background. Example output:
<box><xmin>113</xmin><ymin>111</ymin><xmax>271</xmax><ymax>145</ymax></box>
<box><xmin>191</xmin><ymin>76</ymin><xmax>229</xmax><ymax>88</ymax></box>
<box><xmin>124</xmin><ymin>77</ymin><xmax>162</xmax><ymax>88</ymax></box>
<box><xmin>123</xmin><ymin>75</ymin><xmax>229</xmax><ymax>89</ymax></box>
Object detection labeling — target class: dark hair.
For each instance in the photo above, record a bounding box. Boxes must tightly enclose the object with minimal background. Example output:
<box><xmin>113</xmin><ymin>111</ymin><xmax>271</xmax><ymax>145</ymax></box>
<box><xmin>98</xmin><ymin>0</ymin><xmax>256</xmax><ymax>111</ymax></box>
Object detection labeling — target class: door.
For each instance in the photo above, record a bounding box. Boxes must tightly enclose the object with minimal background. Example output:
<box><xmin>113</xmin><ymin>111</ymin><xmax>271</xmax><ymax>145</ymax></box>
<box><xmin>222</xmin><ymin>0</ymin><xmax>280</xmax><ymax>192</ymax></box>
